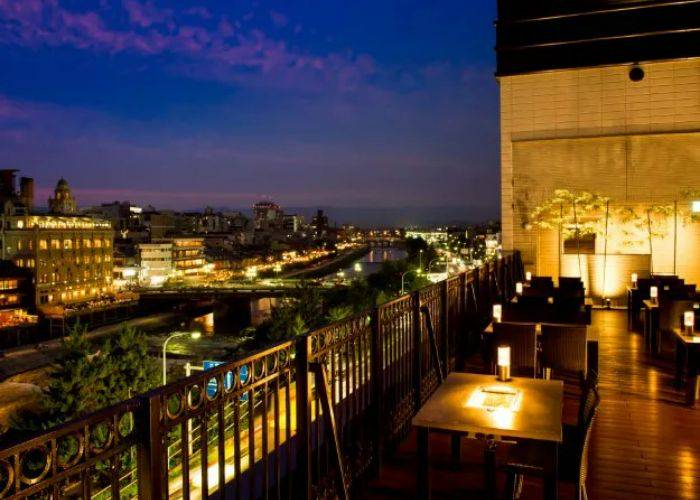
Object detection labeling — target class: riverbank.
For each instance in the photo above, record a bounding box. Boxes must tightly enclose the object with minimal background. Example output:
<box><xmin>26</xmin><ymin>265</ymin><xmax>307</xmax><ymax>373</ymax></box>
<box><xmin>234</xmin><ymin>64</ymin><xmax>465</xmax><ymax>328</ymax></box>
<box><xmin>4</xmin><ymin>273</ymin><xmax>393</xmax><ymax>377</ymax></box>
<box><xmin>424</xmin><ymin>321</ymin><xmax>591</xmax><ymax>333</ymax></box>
<box><xmin>283</xmin><ymin>245</ymin><xmax>370</xmax><ymax>279</ymax></box>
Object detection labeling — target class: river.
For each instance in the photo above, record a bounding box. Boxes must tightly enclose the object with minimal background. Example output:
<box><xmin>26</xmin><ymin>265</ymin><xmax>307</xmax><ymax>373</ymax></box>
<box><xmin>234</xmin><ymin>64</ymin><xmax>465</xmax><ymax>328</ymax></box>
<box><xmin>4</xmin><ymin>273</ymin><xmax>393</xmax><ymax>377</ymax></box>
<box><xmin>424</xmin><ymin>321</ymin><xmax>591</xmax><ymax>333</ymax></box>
<box><xmin>337</xmin><ymin>246</ymin><xmax>407</xmax><ymax>278</ymax></box>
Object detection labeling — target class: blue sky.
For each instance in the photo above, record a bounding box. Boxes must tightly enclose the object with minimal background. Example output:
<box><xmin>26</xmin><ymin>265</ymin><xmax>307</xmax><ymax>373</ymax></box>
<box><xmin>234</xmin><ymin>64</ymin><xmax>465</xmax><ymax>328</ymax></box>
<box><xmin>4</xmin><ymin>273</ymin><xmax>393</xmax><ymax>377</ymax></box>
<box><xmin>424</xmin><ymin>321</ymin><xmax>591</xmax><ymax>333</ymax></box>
<box><xmin>0</xmin><ymin>1</ymin><xmax>499</xmax><ymax>218</ymax></box>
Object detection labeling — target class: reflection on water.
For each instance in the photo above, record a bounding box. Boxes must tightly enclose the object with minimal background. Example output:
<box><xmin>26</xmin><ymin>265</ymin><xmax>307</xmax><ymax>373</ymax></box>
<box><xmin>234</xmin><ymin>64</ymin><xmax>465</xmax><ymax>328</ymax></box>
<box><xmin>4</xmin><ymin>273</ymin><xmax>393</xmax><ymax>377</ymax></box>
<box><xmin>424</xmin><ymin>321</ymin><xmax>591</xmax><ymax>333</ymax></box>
<box><xmin>340</xmin><ymin>247</ymin><xmax>406</xmax><ymax>278</ymax></box>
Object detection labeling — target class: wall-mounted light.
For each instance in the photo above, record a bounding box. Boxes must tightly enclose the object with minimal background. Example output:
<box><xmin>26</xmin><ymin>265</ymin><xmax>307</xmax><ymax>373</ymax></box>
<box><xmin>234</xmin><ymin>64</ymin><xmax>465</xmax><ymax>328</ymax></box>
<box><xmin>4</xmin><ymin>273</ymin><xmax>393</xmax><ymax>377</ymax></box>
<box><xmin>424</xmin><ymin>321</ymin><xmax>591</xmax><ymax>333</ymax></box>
<box><xmin>493</xmin><ymin>304</ymin><xmax>502</xmax><ymax>323</ymax></box>
<box><xmin>497</xmin><ymin>346</ymin><xmax>511</xmax><ymax>382</ymax></box>
<box><xmin>684</xmin><ymin>311</ymin><xmax>695</xmax><ymax>334</ymax></box>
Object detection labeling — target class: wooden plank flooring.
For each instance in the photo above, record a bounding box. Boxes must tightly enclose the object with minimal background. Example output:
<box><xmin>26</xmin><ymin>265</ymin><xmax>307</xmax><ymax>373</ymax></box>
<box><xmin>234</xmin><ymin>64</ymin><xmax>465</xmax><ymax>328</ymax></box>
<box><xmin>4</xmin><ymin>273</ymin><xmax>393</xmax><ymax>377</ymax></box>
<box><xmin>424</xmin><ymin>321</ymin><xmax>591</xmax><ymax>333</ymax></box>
<box><xmin>365</xmin><ymin>310</ymin><xmax>700</xmax><ymax>499</ymax></box>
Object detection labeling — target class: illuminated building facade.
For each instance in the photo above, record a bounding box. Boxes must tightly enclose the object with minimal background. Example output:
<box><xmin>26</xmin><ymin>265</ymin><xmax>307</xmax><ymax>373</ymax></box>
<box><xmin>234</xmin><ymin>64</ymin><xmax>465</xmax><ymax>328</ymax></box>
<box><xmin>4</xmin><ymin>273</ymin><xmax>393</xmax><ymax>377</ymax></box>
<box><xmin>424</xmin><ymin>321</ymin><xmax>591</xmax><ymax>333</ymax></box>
<box><xmin>48</xmin><ymin>178</ymin><xmax>78</xmax><ymax>215</ymax></box>
<box><xmin>0</xmin><ymin>261</ymin><xmax>35</xmax><ymax>326</ymax></box>
<box><xmin>137</xmin><ymin>242</ymin><xmax>173</xmax><ymax>286</ymax></box>
<box><xmin>497</xmin><ymin>0</ymin><xmax>700</xmax><ymax>298</ymax></box>
<box><xmin>1</xmin><ymin>214</ymin><xmax>114</xmax><ymax>308</ymax></box>
<box><xmin>159</xmin><ymin>237</ymin><xmax>206</xmax><ymax>275</ymax></box>
<box><xmin>253</xmin><ymin>201</ymin><xmax>284</xmax><ymax>230</ymax></box>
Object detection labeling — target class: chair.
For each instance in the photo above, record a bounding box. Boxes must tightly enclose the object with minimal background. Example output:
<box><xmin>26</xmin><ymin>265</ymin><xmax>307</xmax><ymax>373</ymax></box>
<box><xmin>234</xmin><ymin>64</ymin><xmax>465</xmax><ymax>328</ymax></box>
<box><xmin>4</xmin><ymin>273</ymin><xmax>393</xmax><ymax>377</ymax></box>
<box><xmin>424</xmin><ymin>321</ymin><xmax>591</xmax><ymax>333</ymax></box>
<box><xmin>558</xmin><ymin>277</ymin><xmax>584</xmax><ymax>294</ymax></box>
<box><xmin>540</xmin><ymin>323</ymin><xmax>588</xmax><ymax>382</ymax></box>
<box><xmin>505</xmin><ymin>379</ymin><xmax>600</xmax><ymax>500</ymax></box>
<box><xmin>491</xmin><ymin>322</ymin><xmax>538</xmax><ymax>377</ymax></box>
<box><xmin>530</xmin><ymin>276</ymin><xmax>554</xmax><ymax>295</ymax></box>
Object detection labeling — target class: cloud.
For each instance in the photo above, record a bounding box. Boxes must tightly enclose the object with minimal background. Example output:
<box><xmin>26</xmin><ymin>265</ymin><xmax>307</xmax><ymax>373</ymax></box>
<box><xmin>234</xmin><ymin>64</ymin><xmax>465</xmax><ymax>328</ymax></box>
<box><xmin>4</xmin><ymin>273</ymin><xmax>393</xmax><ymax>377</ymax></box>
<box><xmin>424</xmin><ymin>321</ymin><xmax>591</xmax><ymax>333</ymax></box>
<box><xmin>0</xmin><ymin>0</ymin><xmax>376</xmax><ymax>93</ymax></box>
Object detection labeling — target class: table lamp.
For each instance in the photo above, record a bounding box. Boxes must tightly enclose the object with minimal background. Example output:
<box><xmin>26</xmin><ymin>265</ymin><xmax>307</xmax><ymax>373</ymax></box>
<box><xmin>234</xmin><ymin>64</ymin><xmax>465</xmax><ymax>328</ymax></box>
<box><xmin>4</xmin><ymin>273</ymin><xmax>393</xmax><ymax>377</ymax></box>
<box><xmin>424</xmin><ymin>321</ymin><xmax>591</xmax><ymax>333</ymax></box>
<box><xmin>493</xmin><ymin>304</ymin><xmax>502</xmax><ymax>323</ymax></box>
<box><xmin>684</xmin><ymin>311</ymin><xmax>695</xmax><ymax>334</ymax></box>
<box><xmin>525</xmin><ymin>271</ymin><xmax>532</xmax><ymax>282</ymax></box>
<box><xmin>631</xmin><ymin>273</ymin><xmax>638</xmax><ymax>288</ymax></box>
<box><xmin>650</xmin><ymin>286</ymin><xmax>658</xmax><ymax>304</ymax></box>
<box><xmin>497</xmin><ymin>345</ymin><xmax>511</xmax><ymax>382</ymax></box>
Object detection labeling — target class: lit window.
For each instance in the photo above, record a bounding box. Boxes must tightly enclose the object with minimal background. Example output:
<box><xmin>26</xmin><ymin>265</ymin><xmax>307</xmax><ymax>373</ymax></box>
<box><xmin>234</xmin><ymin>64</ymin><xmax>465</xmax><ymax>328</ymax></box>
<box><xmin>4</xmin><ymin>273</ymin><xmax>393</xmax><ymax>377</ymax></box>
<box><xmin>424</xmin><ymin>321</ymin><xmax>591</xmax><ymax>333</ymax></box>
<box><xmin>39</xmin><ymin>240</ymin><xmax>47</xmax><ymax>250</ymax></box>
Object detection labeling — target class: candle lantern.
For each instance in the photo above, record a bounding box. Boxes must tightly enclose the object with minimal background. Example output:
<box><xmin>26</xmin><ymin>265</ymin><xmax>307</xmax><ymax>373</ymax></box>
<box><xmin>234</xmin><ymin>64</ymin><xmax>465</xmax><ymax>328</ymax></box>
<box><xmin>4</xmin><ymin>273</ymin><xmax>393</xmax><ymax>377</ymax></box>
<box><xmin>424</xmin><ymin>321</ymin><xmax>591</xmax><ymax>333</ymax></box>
<box><xmin>497</xmin><ymin>346</ymin><xmax>511</xmax><ymax>382</ymax></box>
<box><xmin>525</xmin><ymin>271</ymin><xmax>532</xmax><ymax>282</ymax></box>
<box><xmin>684</xmin><ymin>311</ymin><xmax>695</xmax><ymax>334</ymax></box>
<box><xmin>631</xmin><ymin>273</ymin><xmax>638</xmax><ymax>287</ymax></box>
<box><xmin>515</xmin><ymin>282</ymin><xmax>523</xmax><ymax>295</ymax></box>
<box><xmin>650</xmin><ymin>286</ymin><xmax>658</xmax><ymax>304</ymax></box>
<box><xmin>492</xmin><ymin>304</ymin><xmax>502</xmax><ymax>323</ymax></box>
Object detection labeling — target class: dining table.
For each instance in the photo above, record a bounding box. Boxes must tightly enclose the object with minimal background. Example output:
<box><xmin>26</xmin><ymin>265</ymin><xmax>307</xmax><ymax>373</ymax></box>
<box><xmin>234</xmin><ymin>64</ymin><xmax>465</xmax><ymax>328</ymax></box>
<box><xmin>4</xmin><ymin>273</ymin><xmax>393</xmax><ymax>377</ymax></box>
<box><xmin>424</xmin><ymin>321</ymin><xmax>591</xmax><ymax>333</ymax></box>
<box><xmin>673</xmin><ymin>328</ymin><xmax>700</xmax><ymax>405</ymax></box>
<box><xmin>412</xmin><ymin>372</ymin><xmax>563</xmax><ymax>499</ymax></box>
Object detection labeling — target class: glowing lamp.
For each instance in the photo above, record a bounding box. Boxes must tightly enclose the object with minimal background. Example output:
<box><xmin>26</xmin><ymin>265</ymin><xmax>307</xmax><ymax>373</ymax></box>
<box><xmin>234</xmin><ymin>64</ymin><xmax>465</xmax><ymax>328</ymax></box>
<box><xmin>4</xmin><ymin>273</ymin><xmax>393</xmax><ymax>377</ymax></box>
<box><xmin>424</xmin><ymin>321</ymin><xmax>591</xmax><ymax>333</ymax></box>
<box><xmin>650</xmin><ymin>286</ymin><xmax>658</xmax><ymax>304</ymax></box>
<box><xmin>497</xmin><ymin>346</ymin><xmax>511</xmax><ymax>381</ymax></box>
<box><xmin>684</xmin><ymin>311</ymin><xmax>695</xmax><ymax>334</ymax></box>
<box><xmin>492</xmin><ymin>304</ymin><xmax>502</xmax><ymax>323</ymax></box>
<box><xmin>525</xmin><ymin>271</ymin><xmax>532</xmax><ymax>282</ymax></box>
<box><xmin>515</xmin><ymin>282</ymin><xmax>524</xmax><ymax>295</ymax></box>
<box><xmin>631</xmin><ymin>273</ymin><xmax>638</xmax><ymax>287</ymax></box>
<box><xmin>692</xmin><ymin>200</ymin><xmax>700</xmax><ymax>213</ymax></box>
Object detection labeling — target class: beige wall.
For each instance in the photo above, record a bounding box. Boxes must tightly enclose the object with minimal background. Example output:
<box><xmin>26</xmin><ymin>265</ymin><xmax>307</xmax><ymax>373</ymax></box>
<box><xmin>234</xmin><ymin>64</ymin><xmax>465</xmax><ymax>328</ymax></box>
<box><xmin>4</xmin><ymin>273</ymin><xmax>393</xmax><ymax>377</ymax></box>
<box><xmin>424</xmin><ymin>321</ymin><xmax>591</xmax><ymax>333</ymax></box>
<box><xmin>500</xmin><ymin>58</ymin><xmax>700</xmax><ymax>292</ymax></box>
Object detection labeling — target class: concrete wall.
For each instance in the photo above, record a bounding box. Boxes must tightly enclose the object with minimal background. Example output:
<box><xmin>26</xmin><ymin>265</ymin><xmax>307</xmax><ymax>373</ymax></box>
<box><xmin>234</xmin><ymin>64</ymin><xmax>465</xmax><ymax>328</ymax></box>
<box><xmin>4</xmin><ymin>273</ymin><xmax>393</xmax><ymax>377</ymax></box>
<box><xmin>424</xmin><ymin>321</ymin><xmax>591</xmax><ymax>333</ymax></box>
<box><xmin>500</xmin><ymin>58</ymin><xmax>700</xmax><ymax>290</ymax></box>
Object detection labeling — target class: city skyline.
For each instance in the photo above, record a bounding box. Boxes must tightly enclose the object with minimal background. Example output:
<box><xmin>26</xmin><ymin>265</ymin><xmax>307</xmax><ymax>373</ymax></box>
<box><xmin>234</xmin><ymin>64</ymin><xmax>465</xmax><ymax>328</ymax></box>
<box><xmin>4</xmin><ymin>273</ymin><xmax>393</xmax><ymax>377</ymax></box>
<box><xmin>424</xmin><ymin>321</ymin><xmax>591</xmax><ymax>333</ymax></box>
<box><xmin>0</xmin><ymin>1</ymin><xmax>499</xmax><ymax>217</ymax></box>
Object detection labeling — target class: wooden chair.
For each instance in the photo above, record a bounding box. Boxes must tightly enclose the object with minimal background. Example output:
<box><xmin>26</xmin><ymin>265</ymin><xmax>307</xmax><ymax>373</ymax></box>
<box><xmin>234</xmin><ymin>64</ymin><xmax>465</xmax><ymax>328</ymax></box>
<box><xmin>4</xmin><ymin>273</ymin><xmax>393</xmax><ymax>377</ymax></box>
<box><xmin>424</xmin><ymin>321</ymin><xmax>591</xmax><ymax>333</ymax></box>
<box><xmin>505</xmin><ymin>378</ymin><xmax>600</xmax><ymax>500</ymax></box>
<box><xmin>530</xmin><ymin>276</ymin><xmax>554</xmax><ymax>295</ymax></box>
<box><xmin>491</xmin><ymin>321</ymin><xmax>538</xmax><ymax>377</ymax></box>
<box><xmin>540</xmin><ymin>323</ymin><xmax>588</xmax><ymax>382</ymax></box>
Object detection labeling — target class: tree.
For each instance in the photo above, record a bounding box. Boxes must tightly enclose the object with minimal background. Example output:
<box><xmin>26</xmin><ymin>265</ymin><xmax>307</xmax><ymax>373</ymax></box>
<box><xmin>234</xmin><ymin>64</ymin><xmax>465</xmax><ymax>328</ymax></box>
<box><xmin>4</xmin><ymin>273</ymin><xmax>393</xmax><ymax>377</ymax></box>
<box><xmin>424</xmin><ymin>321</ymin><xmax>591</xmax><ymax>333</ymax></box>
<box><xmin>101</xmin><ymin>325</ymin><xmax>159</xmax><ymax>405</ymax></box>
<box><xmin>405</xmin><ymin>237</ymin><xmax>438</xmax><ymax>271</ymax></box>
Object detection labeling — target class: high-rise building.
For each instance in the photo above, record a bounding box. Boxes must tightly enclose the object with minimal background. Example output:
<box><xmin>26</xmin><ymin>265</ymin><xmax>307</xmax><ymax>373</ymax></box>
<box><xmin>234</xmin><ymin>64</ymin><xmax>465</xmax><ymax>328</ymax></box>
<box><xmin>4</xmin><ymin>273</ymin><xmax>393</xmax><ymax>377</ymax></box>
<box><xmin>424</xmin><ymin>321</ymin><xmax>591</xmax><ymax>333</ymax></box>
<box><xmin>497</xmin><ymin>0</ymin><xmax>700</xmax><ymax>298</ymax></box>
<box><xmin>253</xmin><ymin>201</ymin><xmax>284</xmax><ymax>230</ymax></box>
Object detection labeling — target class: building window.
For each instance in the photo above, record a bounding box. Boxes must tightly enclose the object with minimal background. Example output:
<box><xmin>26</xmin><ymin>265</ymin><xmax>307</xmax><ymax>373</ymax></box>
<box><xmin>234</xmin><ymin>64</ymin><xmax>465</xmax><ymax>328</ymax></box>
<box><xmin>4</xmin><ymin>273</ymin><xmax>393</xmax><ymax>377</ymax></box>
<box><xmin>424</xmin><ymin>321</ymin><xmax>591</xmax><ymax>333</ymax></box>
<box><xmin>64</xmin><ymin>239</ymin><xmax>72</xmax><ymax>250</ymax></box>
<box><xmin>51</xmin><ymin>239</ymin><xmax>60</xmax><ymax>250</ymax></box>
<box><xmin>94</xmin><ymin>239</ymin><xmax>102</xmax><ymax>248</ymax></box>
<box><xmin>84</xmin><ymin>239</ymin><xmax>92</xmax><ymax>248</ymax></box>
<box><xmin>39</xmin><ymin>240</ymin><xmax>47</xmax><ymax>250</ymax></box>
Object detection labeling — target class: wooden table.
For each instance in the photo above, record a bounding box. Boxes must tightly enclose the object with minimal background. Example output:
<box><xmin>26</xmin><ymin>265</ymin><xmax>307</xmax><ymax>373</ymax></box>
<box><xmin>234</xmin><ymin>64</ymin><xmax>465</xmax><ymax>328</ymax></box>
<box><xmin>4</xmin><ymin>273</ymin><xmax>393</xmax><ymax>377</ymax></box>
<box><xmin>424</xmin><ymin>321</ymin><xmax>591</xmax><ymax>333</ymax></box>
<box><xmin>642</xmin><ymin>300</ymin><xmax>660</xmax><ymax>355</ymax></box>
<box><xmin>484</xmin><ymin>322</ymin><xmax>599</xmax><ymax>379</ymax></box>
<box><xmin>412</xmin><ymin>373</ymin><xmax>563</xmax><ymax>499</ymax></box>
<box><xmin>673</xmin><ymin>328</ymin><xmax>700</xmax><ymax>405</ymax></box>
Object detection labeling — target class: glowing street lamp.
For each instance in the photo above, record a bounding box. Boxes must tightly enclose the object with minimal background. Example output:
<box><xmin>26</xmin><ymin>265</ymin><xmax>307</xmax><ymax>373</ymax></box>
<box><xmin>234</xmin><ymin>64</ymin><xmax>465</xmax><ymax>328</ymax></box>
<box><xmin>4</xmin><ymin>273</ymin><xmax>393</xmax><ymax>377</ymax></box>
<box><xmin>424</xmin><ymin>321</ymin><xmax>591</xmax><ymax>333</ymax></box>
<box><xmin>162</xmin><ymin>331</ymin><xmax>201</xmax><ymax>385</ymax></box>
<box><xmin>245</xmin><ymin>266</ymin><xmax>258</xmax><ymax>281</ymax></box>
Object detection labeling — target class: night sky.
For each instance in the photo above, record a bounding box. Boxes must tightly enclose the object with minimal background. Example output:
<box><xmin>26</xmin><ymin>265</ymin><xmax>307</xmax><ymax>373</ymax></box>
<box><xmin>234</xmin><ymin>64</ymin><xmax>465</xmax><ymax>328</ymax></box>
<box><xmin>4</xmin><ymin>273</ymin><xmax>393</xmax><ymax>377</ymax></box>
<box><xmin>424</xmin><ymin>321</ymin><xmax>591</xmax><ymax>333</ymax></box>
<box><xmin>0</xmin><ymin>1</ymin><xmax>499</xmax><ymax>224</ymax></box>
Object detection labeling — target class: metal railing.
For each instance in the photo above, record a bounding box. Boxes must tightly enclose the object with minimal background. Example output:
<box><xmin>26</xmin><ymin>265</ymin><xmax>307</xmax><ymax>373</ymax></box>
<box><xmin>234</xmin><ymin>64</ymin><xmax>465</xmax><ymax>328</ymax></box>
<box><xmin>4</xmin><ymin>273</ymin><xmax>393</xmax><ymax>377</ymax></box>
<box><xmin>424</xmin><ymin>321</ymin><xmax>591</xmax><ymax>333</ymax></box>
<box><xmin>0</xmin><ymin>252</ymin><xmax>521</xmax><ymax>499</ymax></box>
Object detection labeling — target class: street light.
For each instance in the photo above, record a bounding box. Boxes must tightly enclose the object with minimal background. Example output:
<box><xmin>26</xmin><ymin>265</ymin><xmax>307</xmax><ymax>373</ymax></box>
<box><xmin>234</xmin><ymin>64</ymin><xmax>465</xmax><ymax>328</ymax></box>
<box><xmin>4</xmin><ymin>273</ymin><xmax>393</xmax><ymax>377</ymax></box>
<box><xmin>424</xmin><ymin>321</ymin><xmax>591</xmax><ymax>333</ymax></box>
<box><xmin>162</xmin><ymin>331</ymin><xmax>202</xmax><ymax>385</ymax></box>
<box><xmin>419</xmin><ymin>249</ymin><xmax>424</xmax><ymax>271</ymax></box>
<box><xmin>428</xmin><ymin>258</ymin><xmax>449</xmax><ymax>276</ymax></box>
<box><xmin>401</xmin><ymin>269</ymin><xmax>420</xmax><ymax>295</ymax></box>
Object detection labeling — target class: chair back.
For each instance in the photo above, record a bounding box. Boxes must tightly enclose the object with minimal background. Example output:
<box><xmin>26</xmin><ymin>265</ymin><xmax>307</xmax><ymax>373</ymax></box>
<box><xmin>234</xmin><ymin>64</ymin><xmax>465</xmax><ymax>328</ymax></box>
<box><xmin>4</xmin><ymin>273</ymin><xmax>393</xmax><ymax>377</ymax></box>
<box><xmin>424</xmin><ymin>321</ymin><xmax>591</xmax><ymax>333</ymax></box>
<box><xmin>558</xmin><ymin>277</ymin><xmax>584</xmax><ymax>292</ymax></box>
<box><xmin>530</xmin><ymin>276</ymin><xmax>554</xmax><ymax>295</ymax></box>
<box><xmin>541</xmin><ymin>323</ymin><xmax>588</xmax><ymax>377</ymax></box>
<box><xmin>492</xmin><ymin>322</ymin><xmax>538</xmax><ymax>377</ymax></box>
<box><xmin>578</xmin><ymin>380</ymin><xmax>600</xmax><ymax>491</ymax></box>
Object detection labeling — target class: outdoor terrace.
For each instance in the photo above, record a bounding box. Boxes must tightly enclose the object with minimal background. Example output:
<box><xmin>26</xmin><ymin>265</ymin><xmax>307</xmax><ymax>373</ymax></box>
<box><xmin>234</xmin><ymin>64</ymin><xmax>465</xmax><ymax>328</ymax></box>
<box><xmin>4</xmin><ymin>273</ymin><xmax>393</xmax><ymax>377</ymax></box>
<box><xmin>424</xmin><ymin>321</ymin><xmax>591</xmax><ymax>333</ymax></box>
<box><xmin>0</xmin><ymin>252</ymin><xmax>698</xmax><ymax>499</ymax></box>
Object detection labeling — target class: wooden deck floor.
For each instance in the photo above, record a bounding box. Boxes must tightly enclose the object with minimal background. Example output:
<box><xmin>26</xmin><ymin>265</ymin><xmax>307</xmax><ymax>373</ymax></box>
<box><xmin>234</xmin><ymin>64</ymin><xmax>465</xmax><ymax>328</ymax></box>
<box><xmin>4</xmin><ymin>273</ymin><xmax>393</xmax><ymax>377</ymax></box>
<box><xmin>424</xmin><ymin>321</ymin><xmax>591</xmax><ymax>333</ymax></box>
<box><xmin>365</xmin><ymin>310</ymin><xmax>700</xmax><ymax>499</ymax></box>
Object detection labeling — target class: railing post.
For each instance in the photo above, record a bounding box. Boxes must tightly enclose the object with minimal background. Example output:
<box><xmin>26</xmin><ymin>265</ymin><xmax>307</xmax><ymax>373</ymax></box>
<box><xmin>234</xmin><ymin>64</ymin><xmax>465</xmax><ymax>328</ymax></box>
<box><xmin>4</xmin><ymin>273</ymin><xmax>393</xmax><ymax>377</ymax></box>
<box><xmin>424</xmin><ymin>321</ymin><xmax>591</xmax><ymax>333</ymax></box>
<box><xmin>440</xmin><ymin>279</ymin><xmax>449</xmax><ymax>373</ymax></box>
<box><xmin>370</xmin><ymin>306</ymin><xmax>383</xmax><ymax>473</ymax></box>
<box><xmin>411</xmin><ymin>290</ymin><xmax>422</xmax><ymax>410</ymax></box>
<box><xmin>136</xmin><ymin>392</ymin><xmax>165</xmax><ymax>500</ymax></box>
<box><xmin>295</xmin><ymin>335</ymin><xmax>312</xmax><ymax>500</ymax></box>
<box><xmin>457</xmin><ymin>272</ymin><xmax>467</xmax><ymax>369</ymax></box>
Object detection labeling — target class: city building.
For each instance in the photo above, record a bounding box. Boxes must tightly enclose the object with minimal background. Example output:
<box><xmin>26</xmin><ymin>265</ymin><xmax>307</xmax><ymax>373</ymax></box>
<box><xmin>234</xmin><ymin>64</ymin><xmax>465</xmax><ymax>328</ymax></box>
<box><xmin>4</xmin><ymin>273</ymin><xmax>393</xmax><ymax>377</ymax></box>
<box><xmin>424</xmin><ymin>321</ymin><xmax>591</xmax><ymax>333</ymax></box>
<box><xmin>137</xmin><ymin>242</ymin><xmax>173</xmax><ymax>286</ymax></box>
<box><xmin>497</xmin><ymin>0</ymin><xmax>700</xmax><ymax>299</ymax></box>
<box><xmin>0</xmin><ymin>261</ymin><xmax>35</xmax><ymax>327</ymax></box>
<box><xmin>48</xmin><ymin>178</ymin><xmax>78</xmax><ymax>215</ymax></box>
<box><xmin>160</xmin><ymin>237</ymin><xmax>206</xmax><ymax>275</ymax></box>
<box><xmin>86</xmin><ymin>201</ymin><xmax>145</xmax><ymax>234</ymax></box>
<box><xmin>253</xmin><ymin>201</ymin><xmax>284</xmax><ymax>230</ymax></box>
<box><xmin>405</xmin><ymin>229</ymin><xmax>448</xmax><ymax>244</ymax></box>
<box><xmin>282</xmin><ymin>213</ymin><xmax>304</xmax><ymax>234</ymax></box>
<box><xmin>0</xmin><ymin>174</ymin><xmax>115</xmax><ymax>310</ymax></box>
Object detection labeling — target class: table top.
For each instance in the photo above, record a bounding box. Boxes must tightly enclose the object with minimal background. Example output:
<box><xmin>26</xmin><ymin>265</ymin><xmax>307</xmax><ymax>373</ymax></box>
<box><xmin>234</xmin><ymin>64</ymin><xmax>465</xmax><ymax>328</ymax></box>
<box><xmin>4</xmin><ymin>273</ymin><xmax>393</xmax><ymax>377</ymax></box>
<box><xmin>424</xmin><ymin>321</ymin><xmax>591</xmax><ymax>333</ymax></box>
<box><xmin>643</xmin><ymin>299</ymin><xmax>659</xmax><ymax>309</ymax></box>
<box><xmin>412</xmin><ymin>372</ymin><xmax>563</xmax><ymax>443</ymax></box>
<box><xmin>484</xmin><ymin>321</ymin><xmax>598</xmax><ymax>342</ymax></box>
<box><xmin>673</xmin><ymin>328</ymin><xmax>700</xmax><ymax>345</ymax></box>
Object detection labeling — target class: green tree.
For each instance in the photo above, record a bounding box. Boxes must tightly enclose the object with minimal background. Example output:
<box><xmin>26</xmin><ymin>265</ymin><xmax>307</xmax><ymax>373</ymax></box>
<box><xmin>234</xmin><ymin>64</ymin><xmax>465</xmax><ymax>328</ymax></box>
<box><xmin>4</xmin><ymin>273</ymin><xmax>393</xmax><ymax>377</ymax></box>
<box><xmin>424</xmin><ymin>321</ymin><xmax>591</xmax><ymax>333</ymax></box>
<box><xmin>43</xmin><ymin>323</ymin><xmax>105</xmax><ymax>425</ymax></box>
<box><xmin>326</xmin><ymin>304</ymin><xmax>353</xmax><ymax>324</ymax></box>
<box><xmin>101</xmin><ymin>325</ymin><xmax>159</xmax><ymax>405</ymax></box>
